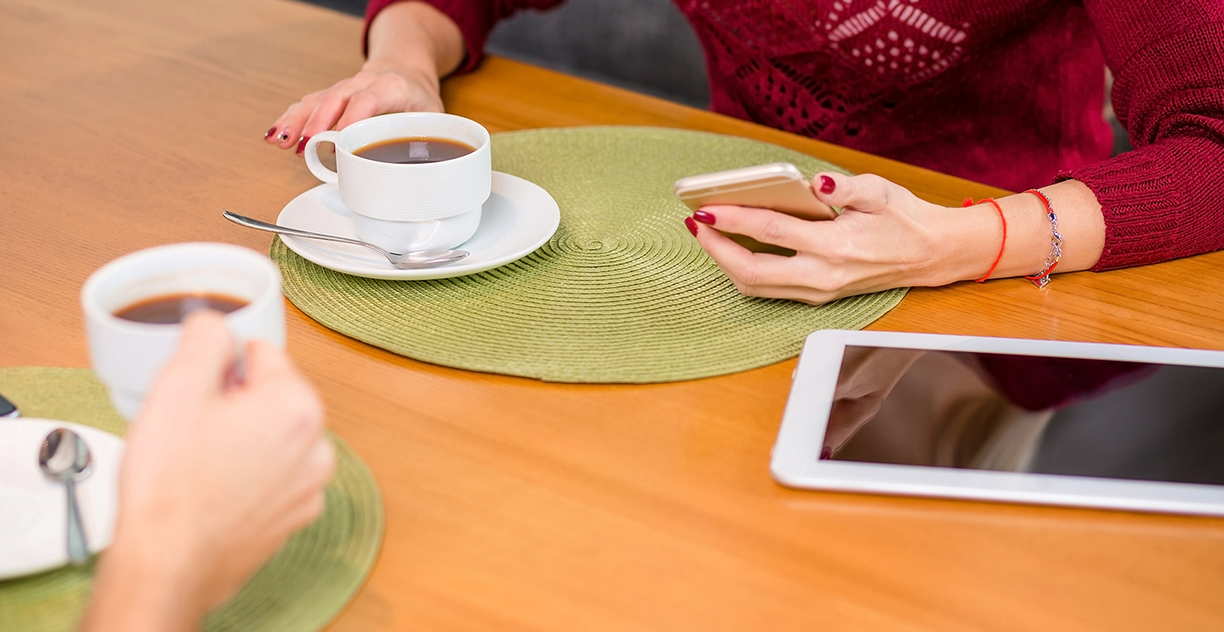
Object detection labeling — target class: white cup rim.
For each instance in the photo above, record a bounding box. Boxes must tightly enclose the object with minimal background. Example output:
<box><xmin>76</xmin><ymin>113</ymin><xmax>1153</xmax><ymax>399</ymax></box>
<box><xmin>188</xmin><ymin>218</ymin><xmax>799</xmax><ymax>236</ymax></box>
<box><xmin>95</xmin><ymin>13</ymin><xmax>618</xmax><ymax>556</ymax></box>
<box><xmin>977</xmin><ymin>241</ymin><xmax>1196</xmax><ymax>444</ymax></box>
<box><xmin>80</xmin><ymin>242</ymin><xmax>281</xmax><ymax>336</ymax></box>
<box><xmin>332</xmin><ymin>112</ymin><xmax>490</xmax><ymax>167</ymax></box>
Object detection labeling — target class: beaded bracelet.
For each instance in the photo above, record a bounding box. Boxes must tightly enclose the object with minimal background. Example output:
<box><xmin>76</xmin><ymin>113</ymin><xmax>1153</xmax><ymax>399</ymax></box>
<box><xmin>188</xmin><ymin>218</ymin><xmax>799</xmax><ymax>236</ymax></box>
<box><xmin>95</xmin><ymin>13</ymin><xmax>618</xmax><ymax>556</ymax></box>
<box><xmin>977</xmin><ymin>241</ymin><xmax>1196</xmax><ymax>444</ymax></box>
<box><xmin>962</xmin><ymin>197</ymin><xmax>1007</xmax><ymax>283</ymax></box>
<box><xmin>1022</xmin><ymin>189</ymin><xmax>1062</xmax><ymax>289</ymax></box>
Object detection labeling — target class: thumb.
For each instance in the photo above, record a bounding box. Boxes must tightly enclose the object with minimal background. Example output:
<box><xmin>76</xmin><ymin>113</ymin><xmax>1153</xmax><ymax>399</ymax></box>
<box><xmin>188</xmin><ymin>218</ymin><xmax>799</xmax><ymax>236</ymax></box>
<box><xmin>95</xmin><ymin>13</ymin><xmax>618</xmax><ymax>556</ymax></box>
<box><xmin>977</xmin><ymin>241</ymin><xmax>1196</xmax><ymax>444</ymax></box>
<box><xmin>157</xmin><ymin>310</ymin><xmax>237</xmax><ymax>398</ymax></box>
<box><xmin>813</xmin><ymin>172</ymin><xmax>910</xmax><ymax>214</ymax></box>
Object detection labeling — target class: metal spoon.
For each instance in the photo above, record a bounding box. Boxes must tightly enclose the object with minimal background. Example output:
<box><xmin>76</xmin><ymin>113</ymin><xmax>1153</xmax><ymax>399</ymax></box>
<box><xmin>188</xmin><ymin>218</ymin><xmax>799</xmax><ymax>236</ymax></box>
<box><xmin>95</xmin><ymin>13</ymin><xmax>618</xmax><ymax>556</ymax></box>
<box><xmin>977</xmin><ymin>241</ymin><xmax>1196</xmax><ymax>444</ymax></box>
<box><xmin>222</xmin><ymin>211</ymin><xmax>469</xmax><ymax>270</ymax></box>
<box><xmin>39</xmin><ymin>428</ymin><xmax>92</xmax><ymax>565</ymax></box>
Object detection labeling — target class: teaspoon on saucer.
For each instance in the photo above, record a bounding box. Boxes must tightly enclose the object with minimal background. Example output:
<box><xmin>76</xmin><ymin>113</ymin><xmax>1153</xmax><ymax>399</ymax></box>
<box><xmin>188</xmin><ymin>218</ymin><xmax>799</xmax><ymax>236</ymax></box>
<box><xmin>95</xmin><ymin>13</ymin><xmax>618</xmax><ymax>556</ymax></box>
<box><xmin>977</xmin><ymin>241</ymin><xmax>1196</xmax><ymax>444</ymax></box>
<box><xmin>222</xmin><ymin>211</ymin><xmax>470</xmax><ymax>270</ymax></box>
<box><xmin>39</xmin><ymin>428</ymin><xmax>92</xmax><ymax>565</ymax></box>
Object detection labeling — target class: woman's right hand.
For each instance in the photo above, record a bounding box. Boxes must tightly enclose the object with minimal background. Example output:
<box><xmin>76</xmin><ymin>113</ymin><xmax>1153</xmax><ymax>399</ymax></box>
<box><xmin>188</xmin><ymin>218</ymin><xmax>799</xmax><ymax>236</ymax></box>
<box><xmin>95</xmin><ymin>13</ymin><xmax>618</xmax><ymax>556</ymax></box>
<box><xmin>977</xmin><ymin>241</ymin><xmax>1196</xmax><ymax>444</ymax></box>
<box><xmin>79</xmin><ymin>311</ymin><xmax>333</xmax><ymax>632</ymax></box>
<box><xmin>264</xmin><ymin>1</ymin><xmax>465</xmax><ymax>154</ymax></box>
<box><xmin>265</xmin><ymin>60</ymin><xmax>444</xmax><ymax>154</ymax></box>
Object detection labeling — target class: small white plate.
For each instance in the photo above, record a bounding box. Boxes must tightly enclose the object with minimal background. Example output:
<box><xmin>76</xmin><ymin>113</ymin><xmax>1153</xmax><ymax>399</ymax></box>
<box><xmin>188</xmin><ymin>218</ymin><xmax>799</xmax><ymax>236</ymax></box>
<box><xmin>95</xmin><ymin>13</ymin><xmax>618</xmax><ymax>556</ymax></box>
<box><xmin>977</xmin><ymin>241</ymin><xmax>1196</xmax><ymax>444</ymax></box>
<box><xmin>0</xmin><ymin>419</ymin><xmax>124</xmax><ymax>579</ymax></box>
<box><xmin>277</xmin><ymin>172</ymin><xmax>561</xmax><ymax>280</ymax></box>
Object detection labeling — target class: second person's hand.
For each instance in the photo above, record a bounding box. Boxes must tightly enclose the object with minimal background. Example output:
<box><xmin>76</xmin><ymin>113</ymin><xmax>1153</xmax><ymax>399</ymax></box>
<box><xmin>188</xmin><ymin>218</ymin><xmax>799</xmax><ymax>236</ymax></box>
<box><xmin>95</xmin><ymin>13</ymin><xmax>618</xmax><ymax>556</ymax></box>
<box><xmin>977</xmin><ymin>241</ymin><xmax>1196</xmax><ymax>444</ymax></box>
<box><xmin>79</xmin><ymin>311</ymin><xmax>334</xmax><ymax>632</ymax></box>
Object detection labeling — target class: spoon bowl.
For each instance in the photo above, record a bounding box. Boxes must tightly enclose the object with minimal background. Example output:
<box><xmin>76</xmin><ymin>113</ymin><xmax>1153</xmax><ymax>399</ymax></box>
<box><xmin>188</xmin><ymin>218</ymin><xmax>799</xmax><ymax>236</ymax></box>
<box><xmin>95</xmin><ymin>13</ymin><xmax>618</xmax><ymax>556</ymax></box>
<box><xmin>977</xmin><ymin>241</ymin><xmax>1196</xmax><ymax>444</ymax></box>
<box><xmin>222</xmin><ymin>211</ymin><xmax>470</xmax><ymax>269</ymax></box>
<box><xmin>39</xmin><ymin>428</ymin><xmax>92</xmax><ymax>565</ymax></box>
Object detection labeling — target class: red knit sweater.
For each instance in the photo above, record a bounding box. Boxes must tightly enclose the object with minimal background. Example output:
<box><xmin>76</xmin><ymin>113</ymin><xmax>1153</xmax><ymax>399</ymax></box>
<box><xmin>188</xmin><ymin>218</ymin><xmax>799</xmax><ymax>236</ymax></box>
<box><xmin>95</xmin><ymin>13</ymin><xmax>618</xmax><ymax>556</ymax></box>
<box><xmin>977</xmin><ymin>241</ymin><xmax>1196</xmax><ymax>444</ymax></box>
<box><xmin>365</xmin><ymin>0</ymin><xmax>1224</xmax><ymax>271</ymax></box>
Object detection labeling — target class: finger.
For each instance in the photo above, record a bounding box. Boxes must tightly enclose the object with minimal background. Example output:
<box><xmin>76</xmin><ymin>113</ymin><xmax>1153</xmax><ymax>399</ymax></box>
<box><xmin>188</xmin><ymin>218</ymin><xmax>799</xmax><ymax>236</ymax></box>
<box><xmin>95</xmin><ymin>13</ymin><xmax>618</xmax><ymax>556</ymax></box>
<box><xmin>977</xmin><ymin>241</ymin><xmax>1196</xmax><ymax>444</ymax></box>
<box><xmin>693</xmin><ymin>204</ymin><xmax>819</xmax><ymax>252</ymax></box>
<box><xmin>268</xmin><ymin>438</ymin><xmax>333</xmax><ymax>526</ymax></box>
<box><xmin>279</xmin><ymin>489</ymin><xmax>328</xmax><ymax>533</ymax></box>
<box><xmin>269</xmin><ymin>441</ymin><xmax>333</xmax><ymax>530</ymax></box>
<box><xmin>814</xmin><ymin>172</ymin><xmax>911</xmax><ymax>214</ymax></box>
<box><xmin>691</xmin><ymin>220</ymin><xmax>840</xmax><ymax>296</ymax></box>
<box><xmin>241</xmin><ymin>339</ymin><xmax>298</xmax><ymax>387</ymax></box>
<box><xmin>266</xmin><ymin>104</ymin><xmax>298</xmax><ymax>145</ymax></box>
<box><xmin>306</xmin><ymin>438</ymin><xmax>336</xmax><ymax>489</ymax></box>
<box><xmin>155</xmin><ymin>310</ymin><xmax>236</xmax><ymax>399</ymax></box>
<box><xmin>298</xmin><ymin>91</ymin><xmax>351</xmax><ymax>146</ymax></box>
<box><xmin>334</xmin><ymin>90</ymin><xmax>384</xmax><ymax>130</ymax></box>
<box><xmin>273</xmin><ymin>96</ymin><xmax>318</xmax><ymax>149</ymax></box>
<box><xmin>241</xmin><ymin>340</ymin><xmax>326</xmax><ymax>430</ymax></box>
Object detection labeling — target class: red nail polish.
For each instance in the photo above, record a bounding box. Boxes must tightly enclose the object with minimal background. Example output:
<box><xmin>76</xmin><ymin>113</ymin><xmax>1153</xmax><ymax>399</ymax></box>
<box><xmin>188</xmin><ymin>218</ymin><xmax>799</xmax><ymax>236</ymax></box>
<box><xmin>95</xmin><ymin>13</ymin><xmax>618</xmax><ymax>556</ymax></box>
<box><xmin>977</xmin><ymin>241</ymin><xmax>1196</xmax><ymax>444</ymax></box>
<box><xmin>820</xmin><ymin>446</ymin><xmax>832</xmax><ymax>460</ymax></box>
<box><xmin>820</xmin><ymin>175</ymin><xmax>836</xmax><ymax>194</ymax></box>
<box><xmin>693</xmin><ymin>210</ymin><xmax>716</xmax><ymax>226</ymax></box>
<box><xmin>264</xmin><ymin>127</ymin><xmax>277</xmax><ymax>139</ymax></box>
<box><xmin>684</xmin><ymin>216</ymin><xmax>698</xmax><ymax>236</ymax></box>
<box><xmin>296</xmin><ymin>136</ymin><xmax>310</xmax><ymax>154</ymax></box>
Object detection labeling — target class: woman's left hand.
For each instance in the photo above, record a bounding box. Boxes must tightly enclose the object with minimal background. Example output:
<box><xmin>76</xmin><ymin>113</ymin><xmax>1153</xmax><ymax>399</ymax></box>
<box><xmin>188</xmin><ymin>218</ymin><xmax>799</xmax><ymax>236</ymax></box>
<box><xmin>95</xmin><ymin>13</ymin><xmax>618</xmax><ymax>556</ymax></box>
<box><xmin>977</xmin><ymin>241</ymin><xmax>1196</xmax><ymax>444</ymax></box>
<box><xmin>687</xmin><ymin>172</ymin><xmax>998</xmax><ymax>304</ymax></box>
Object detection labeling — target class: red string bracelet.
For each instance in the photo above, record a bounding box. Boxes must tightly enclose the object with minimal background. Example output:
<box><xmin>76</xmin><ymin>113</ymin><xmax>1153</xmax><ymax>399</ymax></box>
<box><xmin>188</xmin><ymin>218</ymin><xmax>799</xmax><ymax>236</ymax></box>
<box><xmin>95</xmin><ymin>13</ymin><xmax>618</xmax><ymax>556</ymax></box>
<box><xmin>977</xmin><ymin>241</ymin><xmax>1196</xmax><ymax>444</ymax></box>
<box><xmin>962</xmin><ymin>197</ymin><xmax>1006</xmax><ymax>283</ymax></box>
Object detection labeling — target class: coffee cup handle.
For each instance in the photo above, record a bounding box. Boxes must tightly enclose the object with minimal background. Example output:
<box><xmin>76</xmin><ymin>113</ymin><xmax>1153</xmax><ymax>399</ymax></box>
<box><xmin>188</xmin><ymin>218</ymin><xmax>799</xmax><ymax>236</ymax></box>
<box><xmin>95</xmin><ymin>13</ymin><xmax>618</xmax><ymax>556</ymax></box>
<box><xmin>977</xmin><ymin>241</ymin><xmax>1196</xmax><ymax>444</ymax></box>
<box><xmin>303</xmin><ymin>131</ymin><xmax>341</xmax><ymax>184</ymax></box>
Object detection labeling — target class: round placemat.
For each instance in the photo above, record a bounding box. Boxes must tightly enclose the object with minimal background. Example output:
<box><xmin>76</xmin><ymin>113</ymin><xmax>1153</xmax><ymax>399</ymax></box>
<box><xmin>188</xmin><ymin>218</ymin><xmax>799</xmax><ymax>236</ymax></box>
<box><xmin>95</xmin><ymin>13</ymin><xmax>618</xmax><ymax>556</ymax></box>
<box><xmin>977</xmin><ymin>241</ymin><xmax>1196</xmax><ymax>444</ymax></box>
<box><xmin>273</xmin><ymin>126</ymin><xmax>907</xmax><ymax>382</ymax></box>
<box><xmin>0</xmin><ymin>367</ymin><xmax>383</xmax><ymax>632</ymax></box>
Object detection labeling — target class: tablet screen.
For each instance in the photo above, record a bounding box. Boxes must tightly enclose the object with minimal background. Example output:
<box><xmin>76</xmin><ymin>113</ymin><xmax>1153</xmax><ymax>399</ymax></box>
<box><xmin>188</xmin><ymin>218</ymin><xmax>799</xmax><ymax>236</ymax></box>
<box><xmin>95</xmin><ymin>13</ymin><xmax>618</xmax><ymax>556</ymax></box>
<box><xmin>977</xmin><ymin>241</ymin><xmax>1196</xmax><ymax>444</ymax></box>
<box><xmin>824</xmin><ymin>347</ymin><xmax>1224</xmax><ymax>486</ymax></box>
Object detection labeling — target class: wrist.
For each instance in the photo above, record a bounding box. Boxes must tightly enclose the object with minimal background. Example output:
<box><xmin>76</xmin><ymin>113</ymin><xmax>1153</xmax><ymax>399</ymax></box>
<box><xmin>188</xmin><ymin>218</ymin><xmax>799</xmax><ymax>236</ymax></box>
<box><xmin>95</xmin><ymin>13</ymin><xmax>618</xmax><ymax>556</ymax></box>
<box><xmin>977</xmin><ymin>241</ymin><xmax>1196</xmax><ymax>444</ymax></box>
<box><xmin>80</xmin><ymin>522</ymin><xmax>209</xmax><ymax>632</ymax></box>
<box><xmin>919</xmin><ymin>202</ymin><xmax>1004</xmax><ymax>286</ymax></box>
<box><xmin>369</xmin><ymin>1</ymin><xmax>464</xmax><ymax>78</ymax></box>
<box><xmin>361</xmin><ymin>56</ymin><xmax>438</xmax><ymax>83</ymax></box>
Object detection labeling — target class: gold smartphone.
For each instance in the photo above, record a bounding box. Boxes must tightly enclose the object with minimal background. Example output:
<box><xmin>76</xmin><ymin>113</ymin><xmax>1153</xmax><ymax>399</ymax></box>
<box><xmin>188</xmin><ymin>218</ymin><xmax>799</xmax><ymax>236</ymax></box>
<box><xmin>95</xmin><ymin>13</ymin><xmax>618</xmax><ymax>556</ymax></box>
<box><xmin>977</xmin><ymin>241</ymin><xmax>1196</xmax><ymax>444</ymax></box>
<box><xmin>673</xmin><ymin>162</ymin><xmax>834</xmax><ymax>254</ymax></box>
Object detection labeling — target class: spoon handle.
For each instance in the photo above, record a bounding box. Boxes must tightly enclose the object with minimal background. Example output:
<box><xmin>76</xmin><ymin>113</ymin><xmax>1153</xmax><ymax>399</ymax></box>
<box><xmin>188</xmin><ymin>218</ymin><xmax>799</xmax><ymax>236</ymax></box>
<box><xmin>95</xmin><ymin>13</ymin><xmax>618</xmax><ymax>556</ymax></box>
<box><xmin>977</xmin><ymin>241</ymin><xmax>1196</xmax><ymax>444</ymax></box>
<box><xmin>222</xmin><ymin>211</ymin><xmax>380</xmax><ymax>252</ymax></box>
<box><xmin>65</xmin><ymin>478</ymin><xmax>89</xmax><ymax>564</ymax></box>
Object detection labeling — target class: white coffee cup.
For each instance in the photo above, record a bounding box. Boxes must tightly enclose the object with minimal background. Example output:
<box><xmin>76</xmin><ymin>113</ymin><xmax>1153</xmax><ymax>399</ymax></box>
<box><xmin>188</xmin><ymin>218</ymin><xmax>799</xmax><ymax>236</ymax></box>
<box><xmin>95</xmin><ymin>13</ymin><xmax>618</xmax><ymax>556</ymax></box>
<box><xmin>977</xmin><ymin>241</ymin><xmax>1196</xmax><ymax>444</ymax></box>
<box><xmin>81</xmin><ymin>243</ymin><xmax>285</xmax><ymax>420</ymax></box>
<box><xmin>303</xmin><ymin>112</ymin><xmax>492</xmax><ymax>253</ymax></box>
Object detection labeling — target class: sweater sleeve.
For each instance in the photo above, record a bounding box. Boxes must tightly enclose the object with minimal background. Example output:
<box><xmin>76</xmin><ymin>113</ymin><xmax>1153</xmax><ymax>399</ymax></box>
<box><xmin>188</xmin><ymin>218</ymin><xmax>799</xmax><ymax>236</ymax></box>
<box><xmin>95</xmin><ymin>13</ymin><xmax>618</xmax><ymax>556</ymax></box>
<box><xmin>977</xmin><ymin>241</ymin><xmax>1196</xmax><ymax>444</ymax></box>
<box><xmin>364</xmin><ymin>0</ymin><xmax>566</xmax><ymax>73</ymax></box>
<box><xmin>1063</xmin><ymin>3</ymin><xmax>1224</xmax><ymax>270</ymax></box>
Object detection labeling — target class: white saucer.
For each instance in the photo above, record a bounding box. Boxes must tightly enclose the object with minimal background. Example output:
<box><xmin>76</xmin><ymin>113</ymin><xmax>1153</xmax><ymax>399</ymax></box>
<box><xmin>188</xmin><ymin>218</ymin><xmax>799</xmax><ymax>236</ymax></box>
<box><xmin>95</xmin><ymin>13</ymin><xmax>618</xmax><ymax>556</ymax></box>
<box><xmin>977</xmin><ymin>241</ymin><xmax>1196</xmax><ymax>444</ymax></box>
<box><xmin>277</xmin><ymin>172</ymin><xmax>561</xmax><ymax>280</ymax></box>
<box><xmin>0</xmin><ymin>419</ymin><xmax>124</xmax><ymax>580</ymax></box>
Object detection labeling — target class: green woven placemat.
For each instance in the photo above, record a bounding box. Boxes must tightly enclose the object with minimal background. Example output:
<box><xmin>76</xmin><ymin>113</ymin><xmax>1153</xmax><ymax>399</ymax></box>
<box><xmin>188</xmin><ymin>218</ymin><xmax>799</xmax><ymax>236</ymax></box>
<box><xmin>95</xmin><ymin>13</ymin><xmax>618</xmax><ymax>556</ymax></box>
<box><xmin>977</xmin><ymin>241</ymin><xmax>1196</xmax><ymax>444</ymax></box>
<box><xmin>0</xmin><ymin>367</ymin><xmax>383</xmax><ymax>632</ymax></box>
<box><xmin>273</xmin><ymin>126</ymin><xmax>907</xmax><ymax>382</ymax></box>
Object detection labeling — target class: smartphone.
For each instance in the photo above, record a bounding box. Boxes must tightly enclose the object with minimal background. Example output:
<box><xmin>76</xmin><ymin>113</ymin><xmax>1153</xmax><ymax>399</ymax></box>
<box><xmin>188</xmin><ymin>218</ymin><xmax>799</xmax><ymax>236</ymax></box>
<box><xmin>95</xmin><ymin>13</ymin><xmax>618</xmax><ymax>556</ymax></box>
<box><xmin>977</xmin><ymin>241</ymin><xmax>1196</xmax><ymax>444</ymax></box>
<box><xmin>0</xmin><ymin>392</ymin><xmax>19</xmax><ymax>418</ymax></box>
<box><xmin>673</xmin><ymin>162</ymin><xmax>835</xmax><ymax>255</ymax></box>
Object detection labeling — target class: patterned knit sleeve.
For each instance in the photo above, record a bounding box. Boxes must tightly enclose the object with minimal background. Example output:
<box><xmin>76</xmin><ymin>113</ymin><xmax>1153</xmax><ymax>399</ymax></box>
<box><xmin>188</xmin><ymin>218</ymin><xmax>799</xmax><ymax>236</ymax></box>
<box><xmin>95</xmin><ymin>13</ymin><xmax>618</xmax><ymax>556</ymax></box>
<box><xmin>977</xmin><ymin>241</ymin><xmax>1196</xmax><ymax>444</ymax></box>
<box><xmin>1065</xmin><ymin>2</ymin><xmax>1224</xmax><ymax>270</ymax></box>
<box><xmin>364</xmin><ymin>0</ymin><xmax>566</xmax><ymax>72</ymax></box>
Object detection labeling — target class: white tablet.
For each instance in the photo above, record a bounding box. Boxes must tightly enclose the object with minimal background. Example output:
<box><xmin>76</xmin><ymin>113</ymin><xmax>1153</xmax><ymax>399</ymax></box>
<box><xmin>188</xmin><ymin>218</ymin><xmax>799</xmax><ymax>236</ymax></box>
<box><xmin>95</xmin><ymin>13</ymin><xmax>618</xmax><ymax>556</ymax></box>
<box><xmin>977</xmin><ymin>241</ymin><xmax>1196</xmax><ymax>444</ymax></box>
<box><xmin>771</xmin><ymin>330</ymin><xmax>1224</xmax><ymax>516</ymax></box>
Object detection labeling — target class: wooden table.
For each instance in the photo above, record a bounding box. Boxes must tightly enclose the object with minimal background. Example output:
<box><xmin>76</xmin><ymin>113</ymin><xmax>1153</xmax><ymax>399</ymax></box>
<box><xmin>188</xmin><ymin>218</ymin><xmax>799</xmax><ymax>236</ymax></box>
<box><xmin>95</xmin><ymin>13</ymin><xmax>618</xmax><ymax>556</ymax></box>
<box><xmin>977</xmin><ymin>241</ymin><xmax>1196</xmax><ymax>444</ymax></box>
<box><xmin>3</xmin><ymin>0</ymin><xmax>1222</xmax><ymax>629</ymax></box>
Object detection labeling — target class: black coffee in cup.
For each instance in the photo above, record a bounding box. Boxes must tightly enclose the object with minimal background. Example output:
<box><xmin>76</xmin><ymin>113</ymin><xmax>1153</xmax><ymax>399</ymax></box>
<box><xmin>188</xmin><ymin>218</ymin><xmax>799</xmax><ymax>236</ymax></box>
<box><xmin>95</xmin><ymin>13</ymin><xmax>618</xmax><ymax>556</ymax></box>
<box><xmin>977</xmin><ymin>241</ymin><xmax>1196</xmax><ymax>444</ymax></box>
<box><xmin>354</xmin><ymin>137</ymin><xmax>475</xmax><ymax>164</ymax></box>
<box><xmin>114</xmin><ymin>293</ymin><xmax>248</xmax><ymax>324</ymax></box>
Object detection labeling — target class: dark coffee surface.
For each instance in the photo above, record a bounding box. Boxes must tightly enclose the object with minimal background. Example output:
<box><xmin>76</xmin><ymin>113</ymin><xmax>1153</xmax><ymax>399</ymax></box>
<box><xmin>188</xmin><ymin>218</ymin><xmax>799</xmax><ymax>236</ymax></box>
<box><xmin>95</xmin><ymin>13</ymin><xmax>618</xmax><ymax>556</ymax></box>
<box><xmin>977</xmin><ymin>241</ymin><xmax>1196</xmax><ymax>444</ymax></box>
<box><xmin>354</xmin><ymin>137</ymin><xmax>475</xmax><ymax>164</ymax></box>
<box><xmin>115</xmin><ymin>293</ymin><xmax>247</xmax><ymax>324</ymax></box>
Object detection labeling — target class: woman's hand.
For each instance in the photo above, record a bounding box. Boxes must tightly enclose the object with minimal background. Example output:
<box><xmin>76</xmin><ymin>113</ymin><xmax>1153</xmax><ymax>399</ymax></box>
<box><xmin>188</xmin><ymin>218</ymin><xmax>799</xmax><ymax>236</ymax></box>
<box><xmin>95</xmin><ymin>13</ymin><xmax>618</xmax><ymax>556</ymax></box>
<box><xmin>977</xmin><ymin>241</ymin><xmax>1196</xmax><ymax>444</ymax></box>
<box><xmin>686</xmin><ymin>172</ymin><xmax>1001</xmax><ymax>304</ymax></box>
<box><xmin>80</xmin><ymin>311</ymin><xmax>333</xmax><ymax>632</ymax></box>
<box><xmin>686</xmin><ymin>173</ymin><xmax>1107</xmax><ymax>304</ymax></box>
<box><xmin>265</xmin><ymin>60</ymin><xmax>445</xmax><ymax>154</ymax></box>
<box><xmin>264</xmin><ymin>1</ymin><xmax>465</xmax><ymax>155</ymax></box>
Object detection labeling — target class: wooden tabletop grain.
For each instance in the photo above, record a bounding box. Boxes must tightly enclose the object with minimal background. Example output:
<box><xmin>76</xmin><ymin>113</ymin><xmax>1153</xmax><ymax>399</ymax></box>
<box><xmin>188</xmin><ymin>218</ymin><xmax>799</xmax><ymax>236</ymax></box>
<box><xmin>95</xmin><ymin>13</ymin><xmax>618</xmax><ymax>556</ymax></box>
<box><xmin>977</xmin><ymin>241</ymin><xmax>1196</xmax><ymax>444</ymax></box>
<box><xmin>2</xmin><ymin>0</ymin><xmax>1222</xmax><ymax>630</ymax></box>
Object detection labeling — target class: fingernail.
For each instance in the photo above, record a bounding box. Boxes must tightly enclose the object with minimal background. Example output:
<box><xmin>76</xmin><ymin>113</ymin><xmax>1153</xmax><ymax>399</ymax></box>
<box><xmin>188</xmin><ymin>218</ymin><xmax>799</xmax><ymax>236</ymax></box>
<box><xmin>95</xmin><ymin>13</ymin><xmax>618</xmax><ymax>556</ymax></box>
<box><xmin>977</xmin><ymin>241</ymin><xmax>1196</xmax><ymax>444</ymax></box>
<box><xmin>296</xmin><ymin>136</ymin><xmax>310</xmax><ymax>155</ymax></box>
<box><xmin>820</xmin><ymin>175</ymin><xmax>836</xmax><ymax>194</ymax></box>
<box><xmin>693</xmin><ymin>210</ymin><xmax>716</xmax><ymax>226</ymax></box>
<box><xmin>684</xmin><ymin>216</ymin><xmax>698</xmax><ymax>236</ymax></box>
<box><xmin>264</xmin><ymin>126</ymin><xmax>278</xmax><ymax>140</ymax></box>
<box><xmin>820</xmin><ymin>446</ymin><xmax>832</xmax><ymax>460</ymax></box>
<box><xmin>278</xmin><ymin>130</ymin><xmax>291</xmax><ymax>142</ymax></box>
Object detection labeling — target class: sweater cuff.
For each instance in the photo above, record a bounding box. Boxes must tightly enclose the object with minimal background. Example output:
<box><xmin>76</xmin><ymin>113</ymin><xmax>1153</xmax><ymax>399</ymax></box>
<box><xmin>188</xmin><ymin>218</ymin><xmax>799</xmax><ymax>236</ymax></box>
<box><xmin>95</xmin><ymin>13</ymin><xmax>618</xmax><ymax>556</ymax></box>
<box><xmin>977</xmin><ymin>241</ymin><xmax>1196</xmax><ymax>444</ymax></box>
<box><xmin>1057</xmin><ymin>134</ymin><xmax>1224</xmax><ymax>271</ymax></box>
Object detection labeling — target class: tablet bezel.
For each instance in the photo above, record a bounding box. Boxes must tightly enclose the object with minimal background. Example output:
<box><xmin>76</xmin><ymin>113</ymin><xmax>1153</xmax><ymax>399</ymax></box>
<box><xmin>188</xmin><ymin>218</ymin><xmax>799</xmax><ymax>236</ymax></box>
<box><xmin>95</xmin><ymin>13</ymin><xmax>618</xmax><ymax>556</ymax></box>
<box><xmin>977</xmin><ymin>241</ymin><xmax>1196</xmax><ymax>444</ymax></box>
<box><xmin>770</xmin><ymin>330</ymin><xmax>1224</xmax><ymax>516</ymax></box>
